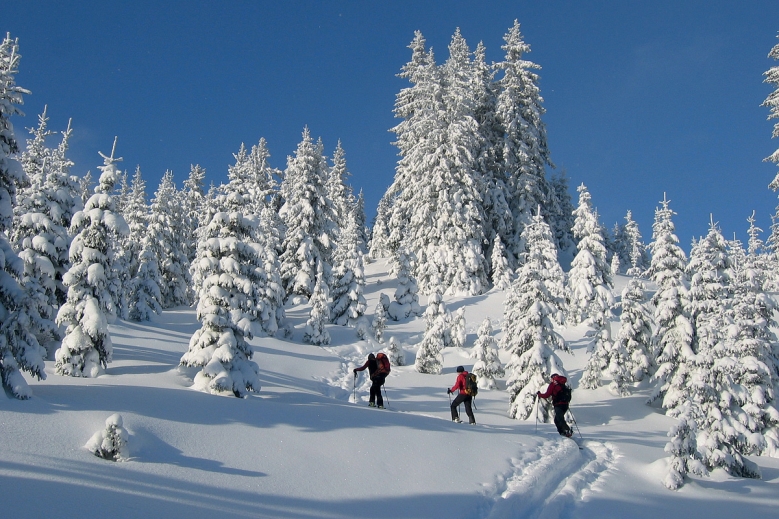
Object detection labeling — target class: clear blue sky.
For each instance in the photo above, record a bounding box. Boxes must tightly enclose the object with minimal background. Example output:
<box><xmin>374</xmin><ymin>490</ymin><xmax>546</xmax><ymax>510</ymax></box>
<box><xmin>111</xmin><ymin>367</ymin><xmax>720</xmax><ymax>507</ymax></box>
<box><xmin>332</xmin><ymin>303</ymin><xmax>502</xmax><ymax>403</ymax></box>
<box><xmin>6</xmin><ymin>1</ymin><xmax>779</xmax><ymax>251</ymax></box>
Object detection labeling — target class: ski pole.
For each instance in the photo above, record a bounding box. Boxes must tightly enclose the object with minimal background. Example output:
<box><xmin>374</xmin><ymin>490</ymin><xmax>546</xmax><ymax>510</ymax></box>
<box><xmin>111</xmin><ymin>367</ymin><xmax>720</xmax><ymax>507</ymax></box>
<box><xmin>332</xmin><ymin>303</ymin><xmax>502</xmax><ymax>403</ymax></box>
<box><xmin>382</xmin><ymin>383</ymin><xmax>390</xmax><ymax>408</ymax></box>
<box><xmin>353</xmin><ymin>372</ymin><xmax>357</xmax><ymax>404</ymax></box>
<box><xmin>535</xmin><ymin>394</ymin><xmax>539</xmax><ymax>434</ymax></box>
<box><xmin>567</xmin><ymin>407</ymin><xmax>583</xmax><ymax>440</ymax></box>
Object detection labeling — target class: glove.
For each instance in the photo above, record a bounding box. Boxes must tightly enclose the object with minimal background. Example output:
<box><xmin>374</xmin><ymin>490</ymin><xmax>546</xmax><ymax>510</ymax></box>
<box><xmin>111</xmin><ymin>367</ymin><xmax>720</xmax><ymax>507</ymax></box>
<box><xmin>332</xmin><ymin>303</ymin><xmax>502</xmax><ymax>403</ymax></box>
<box><xmin>536</xmin><ymin>392</ymin><xmax>541</xmax><ymax>397</ymax></box>
<box><xmin>353</xmin><ymin>369</ymin><xmax>357</xmax><ymax>375</ymax></box>
<box><xmin>447</xmin><ymin>388</ymin><xmax>452</xmax><ymax>395</ymax></box>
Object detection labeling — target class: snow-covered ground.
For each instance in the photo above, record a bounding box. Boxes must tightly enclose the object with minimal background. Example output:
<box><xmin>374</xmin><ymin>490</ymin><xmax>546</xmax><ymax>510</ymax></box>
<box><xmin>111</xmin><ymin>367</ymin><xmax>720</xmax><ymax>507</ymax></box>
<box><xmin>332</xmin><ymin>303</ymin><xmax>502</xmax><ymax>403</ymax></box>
<box><xmin>2</xmin><ymin>258</ymin><xmax>778</xmax><ymax>519</ymax></box>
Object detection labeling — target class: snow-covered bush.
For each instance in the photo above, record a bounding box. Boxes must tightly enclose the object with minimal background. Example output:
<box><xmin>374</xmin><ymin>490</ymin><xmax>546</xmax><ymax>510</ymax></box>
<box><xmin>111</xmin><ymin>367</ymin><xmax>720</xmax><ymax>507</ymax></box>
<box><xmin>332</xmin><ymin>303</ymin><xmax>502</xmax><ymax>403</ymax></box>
<box><xmin>85</xmin><ymin>413</ymin><xmax>129</xmax><ymax>461</ymax></box>
<box><xmin>387</xmin><ymin>336</ymin><xmax>404</xmax><ymax>366</ymax></box>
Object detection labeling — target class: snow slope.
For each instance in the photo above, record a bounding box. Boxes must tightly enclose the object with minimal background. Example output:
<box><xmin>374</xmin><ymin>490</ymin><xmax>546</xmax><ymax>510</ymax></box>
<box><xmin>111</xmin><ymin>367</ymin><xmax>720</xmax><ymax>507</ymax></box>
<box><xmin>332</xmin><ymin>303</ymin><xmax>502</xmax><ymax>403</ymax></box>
<box><xmin>1</xmin><ymin>259</ymin><xmax>778</xmax><ymax>519</ymax></box>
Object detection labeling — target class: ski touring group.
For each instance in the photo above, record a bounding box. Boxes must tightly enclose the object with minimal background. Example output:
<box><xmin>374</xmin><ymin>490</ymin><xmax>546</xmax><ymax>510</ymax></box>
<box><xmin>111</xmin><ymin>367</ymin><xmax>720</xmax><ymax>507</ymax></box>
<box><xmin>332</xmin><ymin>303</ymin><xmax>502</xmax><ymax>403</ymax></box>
<box><xmin>354</xmin><ymin>353</ymin><xmax>578</xmax><ymax>439</ymax></box>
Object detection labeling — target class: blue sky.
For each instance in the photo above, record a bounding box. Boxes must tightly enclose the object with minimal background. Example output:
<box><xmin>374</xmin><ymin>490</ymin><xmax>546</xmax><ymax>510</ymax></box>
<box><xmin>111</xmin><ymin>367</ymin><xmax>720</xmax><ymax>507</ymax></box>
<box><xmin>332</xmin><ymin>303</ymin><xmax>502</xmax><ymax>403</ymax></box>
<box><xmin>6</xmin><ymin>1</ymin><xmax>779</xmax><ymax>250</ymax></box>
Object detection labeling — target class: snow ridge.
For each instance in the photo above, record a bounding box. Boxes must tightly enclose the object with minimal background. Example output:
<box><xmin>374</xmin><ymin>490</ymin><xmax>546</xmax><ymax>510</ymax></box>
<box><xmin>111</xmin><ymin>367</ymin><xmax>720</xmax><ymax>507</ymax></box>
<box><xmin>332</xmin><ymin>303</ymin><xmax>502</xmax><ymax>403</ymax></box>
<box><xmin>484</xmin><ymin>439</ymin><xmax>617</xmax><ymax>519</ymax></box>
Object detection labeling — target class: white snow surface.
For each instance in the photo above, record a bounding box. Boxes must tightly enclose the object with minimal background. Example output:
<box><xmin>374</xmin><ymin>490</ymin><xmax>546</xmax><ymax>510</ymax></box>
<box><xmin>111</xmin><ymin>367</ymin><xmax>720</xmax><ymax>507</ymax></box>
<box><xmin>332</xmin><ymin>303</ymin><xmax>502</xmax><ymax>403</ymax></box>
<box><xmin>1</xmin><ymin>259</ymin><xmax>778</xmax><ymax>519</ymax></box>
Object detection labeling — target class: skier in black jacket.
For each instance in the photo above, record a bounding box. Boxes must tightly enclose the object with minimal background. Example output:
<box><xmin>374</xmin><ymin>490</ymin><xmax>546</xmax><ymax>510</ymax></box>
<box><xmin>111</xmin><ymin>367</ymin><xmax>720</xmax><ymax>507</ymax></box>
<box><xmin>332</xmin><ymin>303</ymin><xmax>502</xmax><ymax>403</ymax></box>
<box><xmin>354</xmin><ymin>353</ymin><xmax>386</xmax><ymax>408</ymax></box>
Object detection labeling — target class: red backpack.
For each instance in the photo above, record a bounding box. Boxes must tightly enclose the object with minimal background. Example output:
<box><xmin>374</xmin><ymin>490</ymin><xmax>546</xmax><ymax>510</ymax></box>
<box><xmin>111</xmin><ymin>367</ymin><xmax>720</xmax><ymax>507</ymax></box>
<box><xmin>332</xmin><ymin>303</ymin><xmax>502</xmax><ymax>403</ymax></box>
<box><xmin>376</xmin><ymin>352</ymin><xmax>391</xmax><ymax>376</ymax></box>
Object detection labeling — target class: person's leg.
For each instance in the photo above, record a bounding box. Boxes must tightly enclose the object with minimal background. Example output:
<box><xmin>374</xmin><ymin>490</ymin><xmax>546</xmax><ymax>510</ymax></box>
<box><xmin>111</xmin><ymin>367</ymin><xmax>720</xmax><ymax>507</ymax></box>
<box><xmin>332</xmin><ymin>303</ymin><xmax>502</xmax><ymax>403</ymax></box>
<box><xmin>374</xmin><ymin>380</ymin><xmax>384</xmax><ymax>407</ymax></box>
<box><xmin>451</xmin><ymin>393</ymin><xmax>465</xmax><ymax>420</ymax></box>
<box><xmin>464</xmin><ymin>396</ymin><xmax>475</xmax><ymax>424</ymax></box>
<box><xmin>369</xmin><ymin>381</ymin><xmax>378</xmax><ymax>405</ymax></box>
<box><xmin>554</xmin><ymin>405</ymin><xmax>570</xmax><ymax>435</ymax></box>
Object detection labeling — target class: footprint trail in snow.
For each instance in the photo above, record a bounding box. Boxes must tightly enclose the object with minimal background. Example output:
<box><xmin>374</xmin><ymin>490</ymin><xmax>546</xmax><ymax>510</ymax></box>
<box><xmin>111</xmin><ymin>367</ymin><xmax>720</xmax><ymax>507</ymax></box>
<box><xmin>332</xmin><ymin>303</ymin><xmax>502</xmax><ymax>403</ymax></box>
<box><xmin>484</xmin><ymin>438</ymin><xmax>618</xmax><ymax>519</ymax></box>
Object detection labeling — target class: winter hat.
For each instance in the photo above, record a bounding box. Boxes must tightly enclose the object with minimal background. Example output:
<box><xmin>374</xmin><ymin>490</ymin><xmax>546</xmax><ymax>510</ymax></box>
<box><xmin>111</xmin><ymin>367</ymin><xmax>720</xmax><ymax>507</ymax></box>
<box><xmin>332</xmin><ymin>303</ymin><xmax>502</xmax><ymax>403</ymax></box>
<box><xmin>456</xmin><ymin>366</ymin><xmax>465</xmax><ymax>373</ymax></box>
<box><xmin>368</xmin><ymin>353</ymin><xmax>376</xmax><ymax>360</ymax></box>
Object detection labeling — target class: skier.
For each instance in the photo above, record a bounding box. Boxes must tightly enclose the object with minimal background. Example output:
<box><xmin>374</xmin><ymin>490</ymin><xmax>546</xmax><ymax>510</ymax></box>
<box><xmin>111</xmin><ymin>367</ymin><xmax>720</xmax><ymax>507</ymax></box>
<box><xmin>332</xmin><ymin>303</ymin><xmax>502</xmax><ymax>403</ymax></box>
<box><xmin>447</xmin><ymin>366</ymin><xmax>476</xmax><ymax>424</ymax></box>
<box><xmin>353</xmin><ymin>353</ymin><xmax>387</xmax><ymax>408</ymax></box>
<box><xmin>537</xmin><ymin>373</ymin><xmax>573</xmax><ymax>437</ymax></box>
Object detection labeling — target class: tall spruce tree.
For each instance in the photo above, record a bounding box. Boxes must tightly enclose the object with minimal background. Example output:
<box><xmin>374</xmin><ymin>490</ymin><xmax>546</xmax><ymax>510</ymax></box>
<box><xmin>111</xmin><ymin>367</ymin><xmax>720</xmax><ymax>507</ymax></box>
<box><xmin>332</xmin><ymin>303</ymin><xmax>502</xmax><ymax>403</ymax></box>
<box><xmin>609</xmin><ymin>278</ymin><xmax>653</xmax><ymax>395</ymax></box>
<box><xmin>279</xmin><ymin>128</ymin><xmax>333</xmax><ymax>300</ymax></box>
<box><xmin>470</xmin><ymin>318</ymin><xmax>504</xmax><ymax>389</ymax></box>
<box><xmin>502</xmin><ymin>213</ymin><xmax>568</xmax><ymax>421</ymax></box>
<box><xmin>147</xmin><ymin>171</ymin><xmax>190</xmax><ymax>308</ymax></box>
<box><xmin>495</xmin><ymin>20</ymin><xmax>554</xmax><ymax>260</ymax></box>
<box><xmin>645</xmin><ymin>195</ymin><xmax>692</xmax><ymax>405</ymax></box>
<box><xmin>0</xmin><ymin>33</ymin><xmax>47</xmax><ymax>398</ymax></box>
<box><xmin>181</xmin><ymin>211</ymin><xmax>261</xmax><ymax>397</ymax></box>
<box><xmin>55</xmin><ymin>139</ymin><xmax>129</xmax><ymax>377</ymax></box>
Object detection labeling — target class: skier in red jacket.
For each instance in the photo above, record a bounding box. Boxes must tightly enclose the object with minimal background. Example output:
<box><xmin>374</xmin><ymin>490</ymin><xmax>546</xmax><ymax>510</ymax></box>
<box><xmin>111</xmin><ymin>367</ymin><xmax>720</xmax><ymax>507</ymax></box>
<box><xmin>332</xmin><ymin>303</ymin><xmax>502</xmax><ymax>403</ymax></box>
<box><xmin>537</xmin><ymin>373</ymin><xmax>573</xmax><ymax>437</ymax></box>
<box><xmin>447</xmin><ymin>366</ymin><xmax>476</xmax><ymax>424</ymax></box>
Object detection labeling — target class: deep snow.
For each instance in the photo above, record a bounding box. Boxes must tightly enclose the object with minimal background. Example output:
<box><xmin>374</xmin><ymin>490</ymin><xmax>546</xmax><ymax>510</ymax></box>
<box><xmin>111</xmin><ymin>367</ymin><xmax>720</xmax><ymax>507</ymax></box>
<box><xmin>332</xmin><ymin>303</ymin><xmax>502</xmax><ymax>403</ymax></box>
<box><xmin>1</xmin><ymin>258</ymin><xmax>778</xmax><ymax>519</ymax></box>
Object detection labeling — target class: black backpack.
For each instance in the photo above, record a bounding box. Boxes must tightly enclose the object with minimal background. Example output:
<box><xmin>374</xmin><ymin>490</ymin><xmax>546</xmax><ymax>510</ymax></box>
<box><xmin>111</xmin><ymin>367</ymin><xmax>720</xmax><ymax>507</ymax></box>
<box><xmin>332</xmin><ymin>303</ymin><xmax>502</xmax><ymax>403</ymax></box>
<box><xmin>553</xmin><ymin>383</ymin><xmax>572</xmax><ymax>405</ymax></box>
<box><xmin>464</xmin><ymin>372</ymin><xmax>478</xmax><ymax>397</ymax></box>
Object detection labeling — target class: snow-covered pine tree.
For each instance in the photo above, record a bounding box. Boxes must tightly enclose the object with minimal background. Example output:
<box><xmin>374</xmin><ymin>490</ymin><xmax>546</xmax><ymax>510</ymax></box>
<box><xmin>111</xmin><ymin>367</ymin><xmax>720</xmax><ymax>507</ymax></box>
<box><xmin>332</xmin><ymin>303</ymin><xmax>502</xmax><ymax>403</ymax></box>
<box><xmin>255</xmin><ymin>205</ymin><xmax>286</xmax><ymax>336</ymax></box>
<box><xmin>490</xmin><ymin>234</ymin><xmax>512</xmax><ymax>290</ymax></box>
<box><xmin>181</xmin><ymin>163</ymin><xmax>206</xmax><ymax>264</ymax></box>
<box><xmin>494</xmin><ymin>20</ymin><xmax>554</xmax><ymax>260</ymax></box>
<box><xmin>304</xmin><ymin>269</ymin><xmax>331</xmax><ymax>346</ymax></box>
<box><xmin>147</xmin><ymin>170</ymin><xmax>190</xmax><ymax>308</ymax></box>
<box><xmin>623</xmin><ymin>210</ymin><xmax>649</xmax><ymax>277</ymax></box>
<box><xmin>501</xmin><ymin>213</ymin><xmax>568</xmax><ymax>421</ymax></box>
<box><xmin>372</xmin><ymin>297</ymin><xmax>387</xmax><ymax>344</ymax></box>
<box><xmin>369</xmin><ymin>192</ymin><xmax>393</xmax><ymax>259</ymax></box>
<box><xmin>608</xmin><ymin>278</ymin><xmax>653</xmax><ymax>395</ymax></box>
<box><xmin>763</xmin><ymin>31</ymin><xmax>779</xmax><ymax>187</ymax></box>
<box><xmin>46</xmin><ymin>119</ymin><xmax>82</xmax><ymax>305</ymax></box>
<box><xmin>128</xmin><ymin>234</ymin><xmax>163</xmax><ymax>322</ymax></box>
<box><xmin>570</xmin><ymin>184</ymin><xmax>615</xmax><ymax>390</ymax></box>
<box><xmin>470</xmin><ymin>318</ymin><xmax>504</xmax><ymax>389</ymax></box>
<box><xmin>685</xmin><ymin>217</ymin><xmax>732</xmax><ymax>367</ymax></box>
<box><xmin>663</xmin><ymin>404</ymin><xmax>708</xmax><ymax>490</ymax></box>
<box><xmin>387</xmin><ymin>30</ymin><xmax>489</xmax><ymax>296</ymax></box>
<box><xmin>387</xmin><ymin>335</ymin><xmax>404</xmax><ymax>366</ymax></box>
<box><xmin>326</xmin><ymin>141</ymin><xmax>355</xmax><ymax>242</ymax></box>
<box><xmin>114</xmin><ymin>169</ymin><xmax>130</xmax><ymax>213</ymax></box>
<box><xmin>353</xmin><ymin>189</ymin><xmax>369</xmax><ymax>255</ymax></box>
<box><xmin>79</xmin><ymin>170</ymin><xmax>93</xmax><ymax>208</ymax></box>
<box><xmin>55</xmin><ymin>139</ymin><xmax>129</xmax><ymax>377</ymax></box>
<box><xmin>122</xmin><ymin>166</ymin><xmax>147</xmax><ymax>279</ymax></box>
<box><xmin>549</xmin><ymin>171</ymin><xmax>576</xmax><ymax>267</ymax></box>
<box><xmin>388</xmin><ymin>246</ymin><xmax>422</xmax><ymax>321</ymax></box>
<box><xmin>567</xmin><ymin>183</ymin><xmax>613</xmax><ymax>326</ymax></box>
<box><xmin>727</xmin><ymin>213</ymin><xmax>779</xmax><ymax>456</ymax></box>
<box><xmin>473</xmin><ymin>40</ymin><xmax>512</xmax><ymax>268</ymax></box>
<box><xmin>414</xmin><ymin>288</ymin><xmax>447</xmax><ymax>374</ymax></box>
<box><xmin>11</xmin><ymin>110</ymin><xmax>62</xmax><ymax>349</ymax></box>
<box><xmin>0</xmin><ymin>33</ymin><xmax>28</xmax><ymax>232</ymax></box>
<box><xmin>0</xmin><ymin>45</ymin><xmax>48</xmax><ymax>396</ymax></box>
<box><xmin>609</xmin><ymin>253</ymin><xmax>620</xmax><ymax>278</ymax></box>
<box><xmin>447</xmin><ymin>307</ymin><xmax>466</xmax><ymax>349</ymax></box>
<box><xmin>279</xmin><ymin>128</ymin><xmax>333</xmax><ymax>301</ymax></box>
<box><xmin>645</xmin><ymin>195</ymin><xmax>692</xmax><ymax>405</ymax></box>
<box><xmin>181</xmin><ymin>211</ymin><xmax>261</xmax><ymax>397</ymax></box>
<box><xmin>330</xmin><ymin>211</ymin><xmax>367</xmax><ymax>327</ymax></box>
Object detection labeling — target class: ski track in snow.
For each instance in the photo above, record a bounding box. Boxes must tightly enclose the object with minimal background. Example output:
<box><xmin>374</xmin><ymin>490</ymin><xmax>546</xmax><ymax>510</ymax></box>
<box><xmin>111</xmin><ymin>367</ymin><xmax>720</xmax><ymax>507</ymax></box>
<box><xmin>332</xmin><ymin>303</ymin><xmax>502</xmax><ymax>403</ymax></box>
<box><xmin>483</xmin><ymin>439</ymin><xmax>618</xmax><ymax>519</ymax></box>
<box><xmin>317</xmin><ymin>343</ymin><xmax>620</xmax><ymax>518</ymax></box>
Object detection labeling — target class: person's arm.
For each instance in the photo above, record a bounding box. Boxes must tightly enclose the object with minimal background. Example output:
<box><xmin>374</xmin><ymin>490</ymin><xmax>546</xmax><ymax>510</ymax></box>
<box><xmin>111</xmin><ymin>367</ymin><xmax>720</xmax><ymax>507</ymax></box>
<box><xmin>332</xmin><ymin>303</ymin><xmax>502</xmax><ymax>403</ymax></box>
<box><xmin>353</xmin><ymin>360</ymin><xmax>369</xmax><ymax>373</ymax></box>
<box><xmin>537</xmin><ymin>383</ymin><xmax>557</xmax><ymax>399</ymax></box>
<box><xmin>450</xmin><ymin>373</ymin><xmax>465</xmax><ymax>393</ymax></box>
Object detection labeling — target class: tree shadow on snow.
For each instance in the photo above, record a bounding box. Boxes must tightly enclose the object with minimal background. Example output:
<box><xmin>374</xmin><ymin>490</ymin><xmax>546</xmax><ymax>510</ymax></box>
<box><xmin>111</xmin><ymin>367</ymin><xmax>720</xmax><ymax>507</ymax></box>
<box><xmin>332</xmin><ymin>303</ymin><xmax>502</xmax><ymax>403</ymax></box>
<box><xmin>130</xmin><ymin>426</ymin><xmax>267</xmax><ymax>477</ymax></box>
